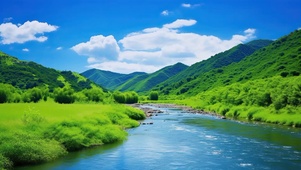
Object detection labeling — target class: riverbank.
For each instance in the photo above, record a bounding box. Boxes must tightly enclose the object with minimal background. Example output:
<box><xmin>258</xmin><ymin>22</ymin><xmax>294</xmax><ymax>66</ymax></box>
<box><xmin>135</xmin><ymin>102</ymin><xmax>301</xmax><ymax>128</ymax></box>
<box><xmin>0</xmin><ymin>102</ymin><xmax>145</xmax><ymax>169</ymax></box>
<box><xmin>132</xmin><ymin>103</ymin><xmax>226</xmax><ymax>119</ymax></box>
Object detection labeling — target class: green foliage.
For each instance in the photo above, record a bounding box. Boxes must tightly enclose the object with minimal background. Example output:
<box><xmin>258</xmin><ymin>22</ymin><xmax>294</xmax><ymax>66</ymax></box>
<box><xmin>53</xmin><ymin>87</ymin><xmax>75</xmax><ymax>104</ymax></box>
<box><xmin>124</xmin><ymin>91</ymin><xmax>139</xmax><ymax>104</ymax></box>
<box><xmin>113</xmin><ymin>91</ymin><xmax>126</xmax><ymax>103</ymax></box>
<box><xmin>155</xmin><ymin>40</ymin><xmax>272</xmax><ymax>95</ymax></box>
<box><xmin>81</xmin><ymin>69</ymin><xmax>147</xmax><ymax>91</ymax></box>
<box><xmin>27</xmin><ymin>87</ymin><xmax>43</xmax><ymax>103</ymax></box>
<box><xmin>21</xmin><ymin>107</ymin><xmax>46</xmax><ymax>128</ymax></box>
<box><xmin>0</xmin><ymin>89</ymin><xmax>8</xmax><ymax>103</ymax></box>
<box><xmin>0</xmin><ymin>103</ymin><xmax>145</xmax><ymax>168</ymax></box>
<box><xmin>0</xmin><ymin>153</ymin><xmax>12</xmax><ymax>170</ymax></box>
<box><xmin>0</xmin><ymin>131</ymin><xmax>67</xmax><ymax>166</ymax></box>
<box><xmin>180</xmin><ymin>75</ymin><xmax>301</xmax><ymax>127</ymax></box>
<box><xmin>0</xmin><ymin>83</ymin><xmax>20</xmax><ymax>103</ymax></box>
<box><xmin>115</xmin><ymin>62</ymin><xmax>188</xmax><ymax>93</ymax></box>
<box><xmin>149</xmin><ymin>91</ymin><xmax>159</xmax><ymax>100</ymax></box>
<box><xmin>0</xmin><ymin>52</ymin><xmax>97</xmax><ymax>92</ymax></box>
<box><xmin>122</xmin><ymin>106</ymin><xmax>146</xmax><ymax>120</ymax></box>
<box><xmin>82</xmin><ymin>87</ymin><xmax>105</xmax><ymax>102</ymax></box>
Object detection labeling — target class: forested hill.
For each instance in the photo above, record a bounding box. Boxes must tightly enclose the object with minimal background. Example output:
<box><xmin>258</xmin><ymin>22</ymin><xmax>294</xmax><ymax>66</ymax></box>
<box><xmin>153</xmin><ymin>39</ymin><xmax>273</xmax><ymax>95</ymax></box>
<box><xmin>0</xmin><ymin>52</ymin><xmax>97</xmax><ymax>91</ymax></box>
<box><xmin>81</xmin><ymin>69</ymin><xmax>147</xmax><ymax>91</ymax></box>
<box><xmin>115</xmin><ymin>62</ymin><xmax>188</xmax><ymax>93</ymax></box>
<box><xmin>156</xmin><ymin>30</ymin><xmax>301</xmax><ymax>96</ymax></box>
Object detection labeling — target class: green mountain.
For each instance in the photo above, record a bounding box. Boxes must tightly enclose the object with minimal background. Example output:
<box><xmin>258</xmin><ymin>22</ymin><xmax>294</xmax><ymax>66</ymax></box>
<box><xmin>153</xmin><ymin>39</ymin><xmax>273</xmax><ymax>95</ymax></box>
<box><xmin>81</xmin><ymin>69</ymin><xmax>147</xmax><ymax>91</ymax></box>
<box><xmin>115</xmin><ymin>62</ymin><xmax>188</xmax><ymax>92</ymax></box>
<box><xmin>0</xmin><ymin>51</ymin><xmax>96</xmax><ymax>91</ymax></box>
<box><xmin>158</xmin><ymin>30</ymin><xmax>301</xmax><ymax>96</ymax></box>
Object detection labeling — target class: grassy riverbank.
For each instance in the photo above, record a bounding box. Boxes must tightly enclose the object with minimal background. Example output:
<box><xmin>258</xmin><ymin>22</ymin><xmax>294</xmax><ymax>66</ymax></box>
<box><xmin>167</xmin><ymin>76</ymin><xmax>301</xmax><ymax>128</ymax></box>
<box><xmin>0</xmin><ymin>101</ymin><xmax>145</xmax><ymax>169</ymax></box>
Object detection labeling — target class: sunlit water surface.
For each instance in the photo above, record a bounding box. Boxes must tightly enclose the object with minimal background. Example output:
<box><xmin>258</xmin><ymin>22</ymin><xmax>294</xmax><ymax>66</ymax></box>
<box><xmin>18</xmin><ymin>105</ymin><xmax>301</xmax><ymax>170</ymax></box>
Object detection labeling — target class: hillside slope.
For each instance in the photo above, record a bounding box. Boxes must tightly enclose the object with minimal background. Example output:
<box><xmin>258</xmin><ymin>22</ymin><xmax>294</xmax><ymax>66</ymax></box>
<box><xmin>160</xmin><ymin>30</ymin><xmax>301</xmax><ymax>96</ymax></box>
<box><xmin>0</xmin><ymin>52</ymin><xmax>96</xmax><ymax>91</ymax></box>
<box><xmin>116</xmin><ymin>62</ymin><xmax>188</xmax><ymax>92</ymax></box>
<box><xmin>81</xmin><ymin>69</ymin><xmax>147</xmax><ymax>91</ymax></box>
<box><xmin>154</xmin><ymin>39</ymin><xmax>273</xmax><ymax>95</ymax></box>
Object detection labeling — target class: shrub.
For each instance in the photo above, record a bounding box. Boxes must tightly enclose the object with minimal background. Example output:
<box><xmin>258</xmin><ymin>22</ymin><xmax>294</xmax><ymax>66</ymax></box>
<box><xmin>53</xmin><ymin>87</ymin><xmax>75</xmax><ymax>104</ymax></box>
<box><xmin>27</xmin><ymin>87</ymin><xmax>43</xmax><ymax>103</ymax></box>
<box><xmin>149</xmin><ymin>91</ymin><xmax>159</xmax><ymax>100</ymax></box>
<box><xmin>0</xmin><ymin>154</ymin><xmax>12</xmax><ymax>169</ymax></box>
<box><xmin>83</xmin><ymin>88</ymin><xmax>104</xmax><ymax>102</ymax></box>
<box><xmin>0</xmin><ymin>132</ymin><xmax>66</xmax><ymax>165</ymax></box>
<box><xmin>113</xmin><ymin>91</ymin><xmax>125</xmax><ymax>103</ymax></box>
<box><xmin>45</xmin><ymin>116</ymin><xmax>128</xmax><ymax>151</ymax></box>
<box><xmin>124</xmin><ymin>91</ymin><xmax>139</xmax><ymax>104</ymax></box>
<box><xmin>280</xmin><ymin>72</ymin><xmax>289</xmax><ymax>77</ymax></box>
<box><xmin>0</xmin><ymin>89</ymin><xmax>8</xmax><ymax>103</ymax></box>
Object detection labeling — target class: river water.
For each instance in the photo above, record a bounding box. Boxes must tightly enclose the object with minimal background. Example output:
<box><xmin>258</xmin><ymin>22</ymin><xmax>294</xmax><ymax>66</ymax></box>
<box><xmin>18</xmin><ymin>105</ymin><xmax>301</xmax><ymax>170</ymax></box>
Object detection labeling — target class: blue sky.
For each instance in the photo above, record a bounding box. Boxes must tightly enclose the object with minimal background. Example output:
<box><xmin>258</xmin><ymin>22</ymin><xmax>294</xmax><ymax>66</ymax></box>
<box><xmin>0</xmin><ymin>0</ymin><xmax>300</xmax><ymax>73</ymax></box>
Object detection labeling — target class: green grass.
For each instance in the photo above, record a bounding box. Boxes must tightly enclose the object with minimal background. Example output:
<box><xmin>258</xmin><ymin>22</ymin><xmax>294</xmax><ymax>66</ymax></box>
<box><xmin>0</xmin><ymin>101</ymin><xmax>145</xmax><ymax>169</ymax></box>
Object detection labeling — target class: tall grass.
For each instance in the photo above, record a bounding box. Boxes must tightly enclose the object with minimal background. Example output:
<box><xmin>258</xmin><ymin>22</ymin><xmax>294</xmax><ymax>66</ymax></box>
<box><xmin>0</xmin><ymin>102</ymin><xmax>144</xmax><ymax>169</ymax></box>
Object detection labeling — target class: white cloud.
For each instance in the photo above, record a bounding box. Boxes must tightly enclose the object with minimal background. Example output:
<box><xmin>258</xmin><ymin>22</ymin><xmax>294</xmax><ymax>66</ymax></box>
<box><xmin>22</xmin><ymin>48</ymin><xmax>29</xmax><ymax>52</ymax></box>
<box><xmin>0</xmin><ymin>20</ymin><xmax>58</xmax><ymax>44</ymax></box>
<box><xmin>298</xmin><ymin>27</ymin><xmax>301</xmax><ymax>30</ymax></box>
<box><xmin>74</xmin><ymin>19</ymin><xmax>256</xmax><ymax>74</ymax></box>
<box><xmin>88</xmin><ymin>61</ymin><xmax>161</xmax><ymax>74</ymax></box>
<box><xmin>182</xmin><ymin>3</ymin><xmax>191</xmax><ymax>8</ymax></box>
<box><xmin>163</xmin><ymin>19</ymin><xmax>197</xmax><ymax>29</ymax></box>
<box><xmin>71</xmin><ymin>35</ymin><xmax>120</xmax><ymax>62</ymax></box>
<box><xmin>161</xmin><ymin>10</ymin><xmax>169</xmax><ymax>16</ymax></box>
<box><xmin>181</xmin><ymin>3</ymin><xmax>201</xmax><ymax>8</ymax></box>
<box><xmin>56</xmin><ymin>46</ymin><xmax>62</xmax><ymax>50</ymax></box>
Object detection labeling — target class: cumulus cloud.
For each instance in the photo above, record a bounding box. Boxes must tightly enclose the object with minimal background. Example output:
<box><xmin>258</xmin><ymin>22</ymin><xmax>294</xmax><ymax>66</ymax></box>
<box><xmin>71</xmin><ymin>35</ymin><xmax>120</xmax><ymax>62</ymax></box>
<box><xmin>161</xmin><ymin>10</ymin><xmax>169</xmax><ymax>16</ymax></box>
<box><xmin>74</xmin><ymin>19</ymin><xmax>256</xmax><ymax>73</ymax></box>
<box><xmin>0</xmin><ymin>20</ymin><xmax>58</xmax><ymax>44</ymax></box>
<box><xmin>22</xmin><ymin>48</ymin><xmax>29</xmax><ymax>52</ymax></box>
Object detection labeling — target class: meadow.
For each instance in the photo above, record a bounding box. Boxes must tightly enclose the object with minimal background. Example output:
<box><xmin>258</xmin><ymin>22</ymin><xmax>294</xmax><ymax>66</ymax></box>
<box><xmin>0</xmin><ymin>101</ymin><xmax>145</xmax><ymax>169</ymax></box>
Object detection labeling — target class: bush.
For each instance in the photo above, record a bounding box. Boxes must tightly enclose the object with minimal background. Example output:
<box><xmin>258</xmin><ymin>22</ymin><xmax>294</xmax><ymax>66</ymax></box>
<box><xmin>149</xmin><ymin>91</ymin><xmax>159</xmax><ymax>100</ymax></box>
<box><xmin>124</xmin><ymin>91</ymin><xmax>139</xmax><ymax>104</ymax></box>
<box><xmin>27</xmin><ymin>87</ymin><xmax>43</xmax><ymax>103</ymax></box>
<box><xmin>113</xmin><ymin>91</ymin><xmax>125</xmax><ymax>103</ymax></box>
<box><xmin>53</xmin><ymin>87</ymin><xmax>75</xmax><ymax>104</ymax></box>
<box><xmin>45</xmin><ymin>116</ymin><xmax>128</xmax><ymax>151</ymax></box>
<box><xmin>0</xmin><ymin>154</ymin><xmax>12</xmax><ymax>169</ymax></box>
<box><xmin>0</xmin><ymin>89</ymin><xmax>8</xmax><ymax>103</ymax></box>
<box><xmin>0</xmin><ymin>132</ymin><xmax>66</xmax><ymax>165</ymax></box>
<box><xmin>83</xmin><ymin>88</ymin><xmax>104</xmax><ymax>102</ymax></box>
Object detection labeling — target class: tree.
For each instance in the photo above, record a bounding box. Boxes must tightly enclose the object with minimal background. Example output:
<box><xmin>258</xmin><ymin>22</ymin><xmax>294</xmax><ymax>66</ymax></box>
<box><xmin>0</xmin><ymin>89</ymin><xmax>8</xmax><ymax>103</ymax></box>
<box><xmin>149</xmin><ymin>91</ymin><xmax>159</xmax><ymax>100</ymax></box>
<box><xmin>53</xmin><ymin>87</ymin><xmax>75</xmax><ymax>104</ymax></box>
<box><xmin>124</xmin><ymin>91</ymin><xmax>139</xmax><ymax>104</ymax></box>
<box><xmin>83</xmin><ymin>88</ymin><xmax>104</xmax><ymax>102</ymax></box>
<box><xmin>28</xmin><ymin>87</ymin><xmax>43</xmax><ymax>103</ymax></box>
<box><xmin>113</xmin><ymin>91</ymin><xmax>125</xmax><ymax>103</ymax></box>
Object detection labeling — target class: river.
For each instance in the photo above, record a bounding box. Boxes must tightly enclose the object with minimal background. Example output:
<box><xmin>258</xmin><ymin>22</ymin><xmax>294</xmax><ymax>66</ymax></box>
<box><xmin>18</xmin><ymin>104</ymin><xmax>301</xmax><ymax>170</ymax></box>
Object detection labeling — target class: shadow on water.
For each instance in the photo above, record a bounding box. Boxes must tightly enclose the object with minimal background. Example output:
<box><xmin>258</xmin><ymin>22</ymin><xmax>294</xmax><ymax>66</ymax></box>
<box><xmin>183</xmin><ymin>116</ymin><xmax>301</xmax><ymax>151</ymax></box>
